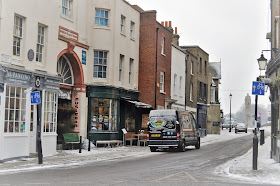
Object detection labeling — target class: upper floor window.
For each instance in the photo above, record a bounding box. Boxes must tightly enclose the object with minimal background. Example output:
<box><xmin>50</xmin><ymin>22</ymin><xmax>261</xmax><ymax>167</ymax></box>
<box><xmin>13</xmin><ymin>15</ymin><xmax>23</xmax><ymax>56</ymax></box>
<box><xmin>204</xmin><ymin>83</ymin><xmax>207</xmax><ymax>99</ymax></box>
<box><xmin>210</xmin><ymin>87</ymin><xmax>215</xmax><ymax>103</ymax></box>
<box><xmin>179</xmin><ymin>76</ymin><xmax>182</xmax><ymax>96</ymax></box>
<box><xmin>161</xmin><ymin>37</ymin><xmax>165</xmax><ymax>55</ymax></box>
<box><xmin>95</xmin><ymin>9</ymin><xmax>109</xmax><ymax>27</ymax></box>
<box><xmin>36</xmin><ymin>24</ymin><xmax>45</xmax><ymax>62</ymax></box>
<box><xmin>130</xmin><ymin>21</ymin><xmax>135</xmax><ymax>39</ymax></box>
<box><xmin>129</xmin><ymin>58</ymin><xmax>134</xmax><ymax>84</ymax></box>
<box><xmin>160</xmin><ymin>72</ymin><xmax>165</xmax><ymax>93</ymax></box>
<box><xmin>120</xmin><ymin>15</ymin><xmax>125</xmax><ymax>34</ymax></box>
<box><xmin>173</xmin><ymin>74</ymin><xmax>177</xmax><ymax>93</ymax></box>
<box><xmin>62</xmin><ymin>0</ymin><xmax>72</xmax><ymax>18</ymax></box>
<box><xmin>190</xmin><ymin>83</ymin><xmax>193</xmax><ymax>102</ymax></box>
<box><xmin>190</xmin><ymin>61</ymin><xmax>193</xmax><ymax>75</ymax></box>
<box><xmin>119</xmin><ymin>54</ymin><xmax>124</xmax><ymax>82</ymax></box>
<box><xmin>204</xmin><ymin>61</ymin><xmax>207</xmax><ymax>74</ymax></box>
<box><xmin>94</xmin><ymin>50</ymin><xmax>107</xmax><ymax>78</ymax></box>
<box><xmin>200</xmin><ymin>58</ymin><xmax>202</xmax><ymax>72</ymax></box>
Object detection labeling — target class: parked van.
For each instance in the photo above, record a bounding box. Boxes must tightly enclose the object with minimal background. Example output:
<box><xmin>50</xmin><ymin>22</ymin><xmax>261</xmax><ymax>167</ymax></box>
<box><xmin>147</xmin><ymin>109</ymin><xmax>200</xmax><ymax>152</ymax></box>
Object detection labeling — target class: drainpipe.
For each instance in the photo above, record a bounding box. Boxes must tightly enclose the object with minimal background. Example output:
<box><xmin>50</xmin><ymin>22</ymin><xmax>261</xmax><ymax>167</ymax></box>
<box><xmin>155</xmin><ymin>27</ymin><xmax>159</xmax><ymax>109</ymax></box>
<box><xmin>185</xmin><ymin>55</ymin><xmax>189</xmax><ymax>111</ymax></box>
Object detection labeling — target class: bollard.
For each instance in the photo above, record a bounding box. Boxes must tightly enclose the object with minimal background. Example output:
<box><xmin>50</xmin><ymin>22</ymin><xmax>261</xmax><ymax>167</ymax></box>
<box><xmin>253</xmin><ymin>128</ymin><xmax>258</xmax><ymax>170</ymax></box>
<box><xmin>88</xmin><ymin>135</ymin><xmax>91</xmax><ymax>151</ymax></box>
<box><xmin>260</xmin><ymin>130</ymin><xmax>265</xmax><ymax>145</ymax></box>
<box><xmin>79</xmin><ymin>136</ymin><xmax>82</xmax><ymax>153</ymax></box>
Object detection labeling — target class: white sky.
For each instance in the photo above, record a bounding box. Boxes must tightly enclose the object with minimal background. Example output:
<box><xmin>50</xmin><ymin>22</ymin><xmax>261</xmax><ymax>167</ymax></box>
<box><xmin>127</xmin><ymin>0</ymin><xmax>271</xmax><ymax>115</ymax></box>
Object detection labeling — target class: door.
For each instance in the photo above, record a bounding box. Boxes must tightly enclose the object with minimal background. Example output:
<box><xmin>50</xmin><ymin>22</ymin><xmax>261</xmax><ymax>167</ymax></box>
<box><xmin>29</xmin><ymin>105</ymin><xmax>37</xmax><ymax>153</ymax></box>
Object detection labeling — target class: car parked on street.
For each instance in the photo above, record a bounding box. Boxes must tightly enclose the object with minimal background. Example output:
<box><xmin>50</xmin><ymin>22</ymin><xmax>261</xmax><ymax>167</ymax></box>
<box><xmin>235</xmin><ymin>123</ymin><xmax>247</xmax><ymax>133</ymax></box>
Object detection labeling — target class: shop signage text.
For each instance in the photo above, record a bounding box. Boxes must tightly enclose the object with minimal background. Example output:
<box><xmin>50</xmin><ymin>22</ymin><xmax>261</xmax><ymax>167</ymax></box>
<box><xmin>7</xmin><ymin>71</ymin><xmax>31</xmax><ymax>81</ymax></box>
<box><xmin>59</xmin><ymin>26</ymin><xmax>79</xmax><ymax>42</ymax></box>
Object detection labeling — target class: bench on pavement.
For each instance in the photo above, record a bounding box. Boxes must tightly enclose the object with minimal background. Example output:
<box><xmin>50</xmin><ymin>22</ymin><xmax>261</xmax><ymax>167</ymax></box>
<box><xmin>63</xmin><ymin>133</ymin><xmax>80</xmax><ymax>149</ymax></box>
<box><xmin>96</xmin><ymin>140</ymin><xmax>123</xmax><ymax>147</ymax></box>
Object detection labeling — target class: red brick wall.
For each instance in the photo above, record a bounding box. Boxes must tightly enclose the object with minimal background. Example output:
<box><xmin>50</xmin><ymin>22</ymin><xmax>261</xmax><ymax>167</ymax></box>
<box><xmin>138</xmin><ymin>11</ymin><xmax>172</xmax><ymax>109</ymax></box>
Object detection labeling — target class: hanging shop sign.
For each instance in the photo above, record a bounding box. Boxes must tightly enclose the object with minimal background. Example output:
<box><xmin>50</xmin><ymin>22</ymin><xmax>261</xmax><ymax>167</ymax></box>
<box><xmin>58</xmin><ymin>89</ymin><xmax>71</xmax><ymax>100</ymax></box>
<box><xmin>59</xmin><ymin>26</ymin><xmax>79</xmax><ymax>42</ymax></box>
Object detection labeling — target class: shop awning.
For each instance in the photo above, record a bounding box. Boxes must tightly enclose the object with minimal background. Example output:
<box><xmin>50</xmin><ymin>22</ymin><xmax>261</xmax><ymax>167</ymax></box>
<box><xmin>127</xmin><ymin>100</ymin><xmax>152</xmax><ymax>109</ymax></box>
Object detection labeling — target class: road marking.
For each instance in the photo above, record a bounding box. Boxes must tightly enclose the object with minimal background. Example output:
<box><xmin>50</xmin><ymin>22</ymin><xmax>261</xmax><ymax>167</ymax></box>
<box><xmin>24</xmin><ymin>183</ymin><xmax>50</xmax><ymax>185</ymax></box>
<box><xmin>185</xmin><ymin>172</ymin><xmax>198</xmax><ymax>182</ymax></box>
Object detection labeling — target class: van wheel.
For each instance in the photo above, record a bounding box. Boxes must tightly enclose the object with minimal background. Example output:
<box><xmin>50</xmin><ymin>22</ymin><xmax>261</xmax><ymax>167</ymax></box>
<box><xmin>195</xmin><ymin>138</ymin><xmax>200</xmax><ymax>149</ymax></box>
<box><xmin>150</xmin><ymin>147</ymin><xmax>157</xmax><ymax>152</ymax></box>
<box><xmin>179</xmin><ymin>142</ymin><xmax>185</xmax><ymax>152</ymax></box>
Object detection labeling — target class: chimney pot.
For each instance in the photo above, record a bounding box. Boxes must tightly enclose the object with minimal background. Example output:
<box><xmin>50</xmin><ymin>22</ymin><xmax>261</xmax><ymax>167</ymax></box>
<box><xmin>165</xmin><ymin>21</ymin><xmax>168</xmax><ymax>27</ymax></box>
<box><xmin>175</xmin><ymin>27</ymin><xmax>177</xmax><ymax>34</ymax></box>
<box><xmin>169</xmin><ymin>21</ymin><xmax>172</xmax><ymax>27</ymax></box>
<box><xmin>161</xmin><ymin>21</ymin><xmax>164</xmax><ymax>25</ymax></box>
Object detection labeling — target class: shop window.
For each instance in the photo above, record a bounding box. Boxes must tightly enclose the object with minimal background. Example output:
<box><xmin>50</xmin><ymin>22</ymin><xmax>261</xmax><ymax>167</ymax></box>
<box><xmin>4</xmin><ymin>86</ymin><xmax>26</xmax><ymax>133</ymax></box>
<box><xmin>125</xmin><ymin>103</ymin><xmax>135</xmax><ymax>131</ymax></box>
<box><xmin>90</xmin><ymin>98</ymin><xmax>117</xmax><ymax>131</ymax></box>
<box><xmin>43</xmin><ymin>91</ymin><xmax>58</xmax><ymax>133</ymax></box>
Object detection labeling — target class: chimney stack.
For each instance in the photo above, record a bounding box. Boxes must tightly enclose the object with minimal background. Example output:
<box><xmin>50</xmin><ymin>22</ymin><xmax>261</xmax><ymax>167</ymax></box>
<box><xmin>172</xmin><ymin>27</ymin><xmax>180</xmax><ymax>46</ymax></box>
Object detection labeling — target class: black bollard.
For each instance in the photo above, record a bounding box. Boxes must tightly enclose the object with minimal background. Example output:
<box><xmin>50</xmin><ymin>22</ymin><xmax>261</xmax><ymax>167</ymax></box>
<box><xmin>260</xmin><ymin>130</ymin><xmax>265</xmax><ymax>145</ymax></box>
<box><xmin>79</xmin><ymin>136</ymin><xmax>82</xmax><ymax>153</ymax></box>
<box><xmin>253</xmin><ymin>128</ymin><xmax>258</xmax><ymax>170</ymax></box>
<box><xmin>88</xmin><ymin>136</ymin><xmax>91</xmax><ymax>151</ymax></box>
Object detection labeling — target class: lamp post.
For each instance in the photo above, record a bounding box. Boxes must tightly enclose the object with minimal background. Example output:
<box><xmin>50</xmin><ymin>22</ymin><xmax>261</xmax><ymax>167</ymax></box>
<box><xmin>252</xmin><ymin>52</ymin><xmax>268</xmax><ymax>170</ymax></box>
<box><xmin>229</xmin><ymin>93</ymin><xmax>232</xmax><ymax>132</ymax></box>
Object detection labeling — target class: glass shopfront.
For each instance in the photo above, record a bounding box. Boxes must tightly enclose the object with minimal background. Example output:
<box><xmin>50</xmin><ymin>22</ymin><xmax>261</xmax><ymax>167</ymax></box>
<box><xmin>90</xmin><ymin>98</ymin><xmax>117</xmax><ymax>131</ymax></box>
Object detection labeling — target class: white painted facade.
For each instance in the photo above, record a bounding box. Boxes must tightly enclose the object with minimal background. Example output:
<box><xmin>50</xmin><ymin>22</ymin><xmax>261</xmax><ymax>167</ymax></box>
<box><xmin>171</xmin><ymin>45</ymin><xmax>186</xmax><ymax>111</ymax></box>
<box><xmin>0</xmin><ymin>0</ymin><xmax>139</xmax><ymax>162</ymax></box>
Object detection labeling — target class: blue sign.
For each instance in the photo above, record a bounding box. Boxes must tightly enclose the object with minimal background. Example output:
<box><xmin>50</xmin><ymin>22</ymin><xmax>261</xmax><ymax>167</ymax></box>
<box><xmin>252</xmin><ymin>81</ymin><xmax>265</xmax><ymax>95</ymax></box>
<box><xmin>82</xmin><ymin>50</ymin><xmax>86</xmax><ymax>65</ymax></box>
<box><xmin>31</xmin><ymin>91</ymin><xmax>41</xmax><ymax>104</ymax></box>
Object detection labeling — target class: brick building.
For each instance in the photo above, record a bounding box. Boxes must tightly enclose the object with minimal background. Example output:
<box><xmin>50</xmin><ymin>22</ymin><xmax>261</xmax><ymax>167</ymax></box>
<box><xmin>135</xmin><ymin>7</ymin><xmax>173</xmax><ymax>110</ymax></box>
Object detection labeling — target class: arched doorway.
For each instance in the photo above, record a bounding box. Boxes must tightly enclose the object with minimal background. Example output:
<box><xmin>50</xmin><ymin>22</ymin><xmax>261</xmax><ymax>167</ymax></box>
<box><xmin>57</xmin><ymin>48</ymin><xmax>85</xmax><ymax>141</ymax></box>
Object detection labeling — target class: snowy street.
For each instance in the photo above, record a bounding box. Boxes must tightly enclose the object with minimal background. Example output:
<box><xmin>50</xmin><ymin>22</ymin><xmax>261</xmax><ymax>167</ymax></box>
<box><xmin>0</xmin><ymin>126</ymin><xmax>279</xmax><ymax>185</ymax></box>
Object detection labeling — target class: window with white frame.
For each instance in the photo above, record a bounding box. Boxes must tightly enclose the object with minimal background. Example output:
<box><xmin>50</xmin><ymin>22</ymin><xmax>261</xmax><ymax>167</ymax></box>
<box><xmin>13</xmin><ymin>15</ymin><xmax>23</xmax><ymax>56</ymax></box>
<box><xmin>129</xmin><ymin>58</ymin><xmax>133</xmax><ymax>84</ymax></box>
<box><xmin>210</xmin><ymin>87</ymin><xmax>215</xmax><ymax>103</ymax></box>
<box><xmin>160</xmin><ymin>72</ymin><xmax>165</xmax><ymax>93</ymax></box>
<box><xmin>130</xmin><ymin>21</ymin><xmax>135</xmax><ymax>38</ymax></box>
<box><xmin>44</xmin><ymin>91</ymin><xmax>58</xmax><ymax>133</ymax></box>
<box><xmin>4</xmin><ymin>86</ymin><xmax>27</xmax><ymax>133</ymax></box>
<box><xmin>95</xmin><ymin>9</ymin><xmax>109</xmax><ymax>27</ymax></box>
<box><xmin>36</xmin><ymin>24</ymin><xmax>45</xmax><ymax>62</ymax></box>
<box><xmin>94</xmin><ymin>50</ymin><xmax>107</xmax><ymax>78</ymax></box>
<box><xmin>173</xmin><ymin>74</ymin><xmax>177</xmax><ymax>93</ymax></box>
<box><xmin>190</xmin><ymin>61</ymin><xmax>193</xmax><ymax>75</ymax></box>
<box><xmin>161</xmin><ymin>37</ymin><xmax>165</xmax><ymax>55</ymax></box>
<box><xmin>120</xmin><ymin>15</ymin><xmax>125</xmax><ymax>34</ymax></box>
<box><xmin>179</xmin><ymin>76</ymin><xmax>182</xmax><ymax>96</ymax></box>
<box><xmin>119</xmin><ymin>54</ymin><xmax>124</xmax><ymax>82</ymax></box>
<box><xmin>190</xmin><ymin>83</ymin><xmax>193</xmax><ymax>102</ymax></box>
<box><xmin>62</xmin><ymin>0</ymin><xmax>72</xmax><ymax>18</ymax></box>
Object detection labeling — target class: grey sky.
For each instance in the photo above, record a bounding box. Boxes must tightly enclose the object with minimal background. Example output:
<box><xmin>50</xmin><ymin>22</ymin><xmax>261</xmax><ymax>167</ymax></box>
<box><xmin>128</xmin><ymin>0</ymin><xmax>271</xmax><ymax>115</ymax></box>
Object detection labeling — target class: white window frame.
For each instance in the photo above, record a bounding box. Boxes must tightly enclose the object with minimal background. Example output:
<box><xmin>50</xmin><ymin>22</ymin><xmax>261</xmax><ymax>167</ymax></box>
<box><xmin>190</xmin><ymin>61</ymin><xmax>193</xmax><ymax>75</ymax></box>
<box><xmin>130</xmin><ymin>21</ymin><xmax>135</xmax><ymax>39</ymax></box>
<box><xmin>160</xmin><ymin>72</ymin><xmax>165</xmax><ymax>93</ymax></box>
<box><xmin>119</xmin><ymin>54</ymin><xmax>124</xmax><ymax>82</ymax></box>
<box><xmin>190</xmin><ymin>83</ymin><xmax>193</xmax><ymax>102</ymax></box>
<box><xmin>94</xmin><ymin>50</ymin><xmax>107</xmax><ymax>79</ymax></box>
<box><xmin>4</xmin><ymin>86</ymin><xmax>27</xmax><ymax>133</ymax></box>
<box><xmin>173</xmin><ymin>74</ymin><xmax>177</xmax><ymax>93</ymax></box>
<box><xmin>13</xmin><ymin>15</ymin><xmax>23</xmax><ymax>56</ymax></box>
<box><xmin>129</xmin><ymin>58</ymin><xmax>133</xmax><ymax>84</ymax></box>
<box><xmin>62</xmin><ymin>0</ymin><xmax>72</xmax><ymax>18</ymax></box>
<box><xmin>36</xmin><ymin>24</ymin><xmax>45</xmax><ymax>62</ymax></box>
<box><xmin>210</xmin><ymin>87</ymin><xmax>215</xmax><ymax>103</ymax></box>
<box><xmin>43</xmin><ymin>91</ymin><xmax>58</xmax><ymax>133</ymax></box>
<box><xmin>179</xmin><ymin>76</ymin><xmax>182</xmax><ymax>96</ymax></box>
<box><xmin>95</xmin><ymin>9</ymin><xmax>109</xmax><ymax>27</ymax></box>
<box><xmin>161</xmin><ymin>37</ymin><xmax>165</xmax><ymax>55</ymax></box>
<box><xmin>120</xmin><ymin>15</ymin><xmax>125</xmax><ymax>34</ymax></box>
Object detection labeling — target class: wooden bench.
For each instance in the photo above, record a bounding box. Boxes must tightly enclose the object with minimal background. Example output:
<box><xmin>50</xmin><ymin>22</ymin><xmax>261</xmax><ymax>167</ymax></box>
<box><xmin>96</xmin><ymin>140</ymin><xmax>123</xmax><ymax>147</ymax></box>
<box><xmin>63</xmin><ymin>133</ymin><xmax>80</xmax><ymax>149</ymax></box>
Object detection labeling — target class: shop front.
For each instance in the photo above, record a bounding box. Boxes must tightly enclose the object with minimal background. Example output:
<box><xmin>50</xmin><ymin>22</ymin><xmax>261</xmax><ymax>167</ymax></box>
<box><xmin>0</xmin><ymin>65</ymin><xmax>60</xmax><ymax>162</ymax></box>
<box><xmin>87</xmin><ymin>85</ymin><xmax>152</xmax><ymax>144</ymax></box>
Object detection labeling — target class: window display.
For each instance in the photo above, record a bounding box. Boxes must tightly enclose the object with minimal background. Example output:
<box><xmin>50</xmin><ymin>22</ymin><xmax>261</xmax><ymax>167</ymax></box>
<box><xmin>4</xmin><ymin>86</ymin><xmax>26</xmax><ymax>133</ymax></box>
<box><xmin>91</xmin><ymin>98</ymin><xmax>117</xmax><ymax>131</ymax></box>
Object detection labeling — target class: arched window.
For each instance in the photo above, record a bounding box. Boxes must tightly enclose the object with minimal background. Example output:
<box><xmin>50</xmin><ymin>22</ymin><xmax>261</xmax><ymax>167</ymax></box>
<box><xmin>57</xmin><ymin>55</ymin><xmax>73</xmax><ymax>86</ymax></box>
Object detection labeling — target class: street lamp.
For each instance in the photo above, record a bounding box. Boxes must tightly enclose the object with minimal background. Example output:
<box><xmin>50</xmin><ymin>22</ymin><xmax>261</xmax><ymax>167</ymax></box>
<box><xmin>229</xmin><ymin>93</ymin><xmax>232</xmax><ymax>132</ymax></box>
<box><xmin>257</xmin><ymin>53</ymin><xmax>268</xmax><ymax>76</ymax></box>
